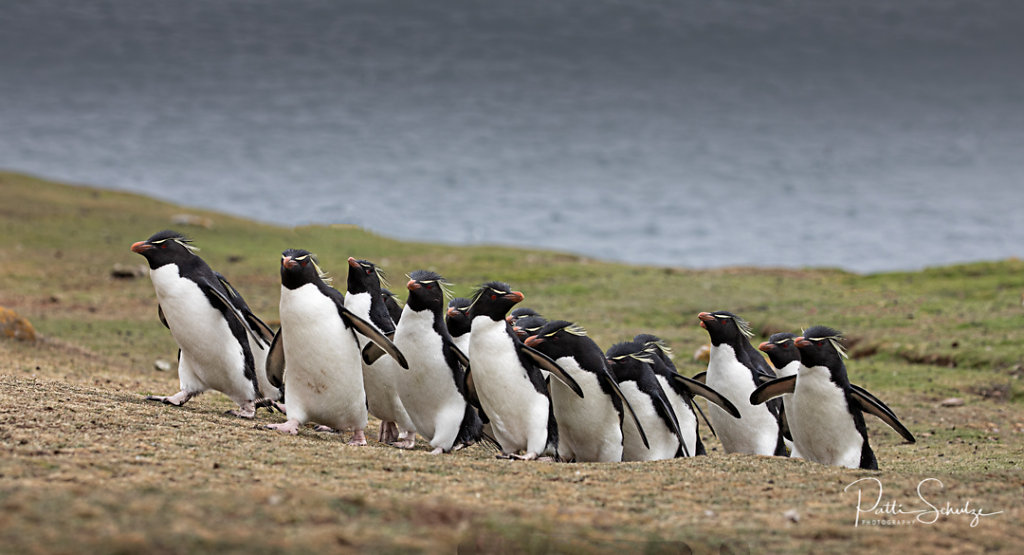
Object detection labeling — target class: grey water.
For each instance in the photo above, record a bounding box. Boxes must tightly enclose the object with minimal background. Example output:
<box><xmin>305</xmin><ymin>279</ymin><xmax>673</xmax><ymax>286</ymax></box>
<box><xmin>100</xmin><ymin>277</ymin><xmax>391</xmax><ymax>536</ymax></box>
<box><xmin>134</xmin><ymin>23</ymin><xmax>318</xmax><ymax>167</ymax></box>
<box><xmin>2</xmin><ymin>0</ymin><xmax>1022</xmax><ymax>273</ymax></box>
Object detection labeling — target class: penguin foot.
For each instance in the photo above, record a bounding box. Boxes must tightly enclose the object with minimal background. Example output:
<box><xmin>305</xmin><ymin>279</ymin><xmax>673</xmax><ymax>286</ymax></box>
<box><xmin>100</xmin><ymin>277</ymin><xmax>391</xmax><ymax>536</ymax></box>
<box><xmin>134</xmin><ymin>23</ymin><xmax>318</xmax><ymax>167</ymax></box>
<box><xmin>145</xmin><ymin>391</ymin><xmax>194</xmax><ymax>407</ymax></box>
<box><xmin>509</xmin><ymin>452</ymin><xmax>539</xmax><ymax>461</ymax></box>
<box><xmin>313</xmin><ymin>425</ymin><xmax>338</xmax><ymax>433</ymax></box>
<box><xmin>429</xmin><ymin>447</ymin><xmax>445</xmax><ymax>455</ymax></box>
<box><xmin>347</xmin><ymin>430</ymin><xmax>367</xmax><ymax>446</ymax></box>
<box><xmin>226</xmin><ymin>401</ymin><xmax>256</xmax><ymax>419</ymax></box>
<box><xmin>264</xmin><ymin>419</ymin><xmax>301</xmax><ymax>435</ymax></box>
<box><xmin>391</xmin><ymin>438</ymin><xmax>416</xmax><ymax>450</ymax></box>
<box><xmin>378</xmin><ymin>421</ymin><xmax>399</xmax><ymax>444</ymax></box>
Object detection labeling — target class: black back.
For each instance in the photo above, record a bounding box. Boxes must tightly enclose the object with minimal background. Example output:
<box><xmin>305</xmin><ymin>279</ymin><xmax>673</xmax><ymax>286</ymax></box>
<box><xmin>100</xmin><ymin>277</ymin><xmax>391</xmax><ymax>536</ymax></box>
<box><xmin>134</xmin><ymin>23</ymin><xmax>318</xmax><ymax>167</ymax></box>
<box><xmin>346</xmin><ymin>258</ymin><xmax>395</xmax><ymax>334</ymax></box>
<box><xmin>381</xmin><ymin>288</ymin><xmax>403</xmax><ymax>323</ymax></box>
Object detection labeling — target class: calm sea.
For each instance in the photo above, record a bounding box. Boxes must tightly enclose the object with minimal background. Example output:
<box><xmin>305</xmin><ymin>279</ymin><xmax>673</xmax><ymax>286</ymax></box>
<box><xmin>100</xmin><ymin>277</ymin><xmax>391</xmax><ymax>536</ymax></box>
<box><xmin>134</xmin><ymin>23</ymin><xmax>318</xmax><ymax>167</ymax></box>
<box><xmin>2</xmin><ymin>0</ymin><xmax>1022</xmax><ymax>272</ymax></box>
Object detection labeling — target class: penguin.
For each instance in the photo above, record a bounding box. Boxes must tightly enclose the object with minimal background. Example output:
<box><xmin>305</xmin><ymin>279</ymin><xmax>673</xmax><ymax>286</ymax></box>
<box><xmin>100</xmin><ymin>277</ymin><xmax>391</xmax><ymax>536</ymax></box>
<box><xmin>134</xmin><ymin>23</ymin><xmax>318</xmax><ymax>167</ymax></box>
<box><xmin>466</xmin><ymin>281</ymin><xmax>583</xmax><ymax>459</ymax></box>
<box><xmin>512</xmin><ymin>315</ymin><xmax>548</xmax><ymax>341</ymax></box>
<box><xmin>633</xmin><ymin>334</ymin><xmax>742</xmax><ymax>456</ymax></box>
<box><xmin>381</xmin><ymin>288</ymin><xmax>404</xmax><ymax>324</ymax></box>
<box><xmin>263</xmin><ymin>249</ymin><xmax>407</xmax><ymax>445</ymax></box>
<box><xmin>506</xmin><ymin>307</ymin><xmax>542</xmax><ymax>327</ymax></box>
<box><xmin>605</xmin><ymin>341</ymin><xmax>688</xmax><ymax>461</ymax></box>
<box><xmin>698</xmin><ymin>311</ymin><xmax>787</xmax><ymax>456</ymax></box>
<box><xmin>445</xmin><ymin>297</ymin><xmax>473</xmax><ymax>354</ymax></box>
<box><xmin>524</xmin><ymin>321</ymin><xmax>649</xmax><ymax>462</ymax></box>
<box><xmin>392</xmin><ymin>270</ymin><xmax>482</xmax><ymax>454</ymax></box>
<box><xmin>750</xmin><ymin>326</ymin><xmax>915</xmax><ymax>469</ymax></box>
<box><xmin>758</xmin><ymin>332</ymin><xmax>803</xmax><ymax>458</ymax></box>
<box><xmin>343</xmin><ymin>257</ymin><xmax>417</xmax><ymax>447</ymax></box>
<box><xmin>131</xmin><ymin>230</ymin><xmax>277</xmax><ymax>418</ymax></box>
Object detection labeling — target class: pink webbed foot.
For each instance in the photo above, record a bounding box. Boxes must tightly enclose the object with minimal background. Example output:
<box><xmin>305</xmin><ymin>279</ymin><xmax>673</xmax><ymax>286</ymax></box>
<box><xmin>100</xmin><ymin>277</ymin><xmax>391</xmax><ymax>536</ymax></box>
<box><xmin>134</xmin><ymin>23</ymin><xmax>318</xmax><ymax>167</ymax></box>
<box><xmin>145</xmin><ymin>390</ymin><xmax>194</xmax><ymax>407</ymax></box>
<box><xmin>313</xmin><ymin>425</ymin><xmax>338</xmax><ymax>433</ymax></box>
<box><xmin>347</xmin><ymin>429</ymin><xmax>368</xmax><ymax>446</ymax></box>
<box><xmin>391</xmin><ymin>430</ymin><xmax>416</xmax><ymax>450</ymax></box>
<box><xmin>264</xmin><ymin>419</ymin><xmax>301</xmax><ymax>435</ymax></box>
<box><xmin>378</xmin><ymin>421</ymin><xmax>399</xmax><ymax>444</ymax></box>
<box><xmin>227</xmin><ymin>400</ymin><xmax>256</xmax><ymax>419</ymax></box>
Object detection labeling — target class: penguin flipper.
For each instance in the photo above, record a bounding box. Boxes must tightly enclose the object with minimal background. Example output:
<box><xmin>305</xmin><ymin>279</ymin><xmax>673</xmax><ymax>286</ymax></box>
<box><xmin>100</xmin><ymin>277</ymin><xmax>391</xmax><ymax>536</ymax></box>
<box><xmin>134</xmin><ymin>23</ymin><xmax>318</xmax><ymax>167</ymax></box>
<box><xmin>158</xmin><ymin>305</ymin><xmax>169</xmax><ymax>329</ymax></box>
<box><xmin>599</xmin><ymin>370</ymin><xmax>650</xmax><ymax>449</ymax></box>
<box><xmin>850</xmin><ymin>385</ymin><xmax>916</xmax><ymax>443</ymax></box>
<box><xmin>214</xmin><ymin>273</ymin><xmax>274</xmax><ymax>347</ymax></box>
<box><xmin>201</xmin><ymin>281</ymin><xmax>269</xmax><ymax>350</ymax></box>
<box><xmin>337</xmin><ymin>307</ymin><xmax>409</xmax><ymax>369</ymax></box>
<box><xmin>266</xmin><ymin>329</ymin><xmax>285</xmax><ymax>389</ymax></box>
<box><xmin>464</xmin><ymin>366</ymin><xmax>482</xmax><ymax>410</ymax></box>
<box><xmin>749</xmin><ymin>375</ymin><xmax>797</xmax><ymax>405</ymax></box>
<box><xmin>671</xmin><ymin>374</ymin><xmax>742</xmax><ymax>419</ymax></box>
<box><xmin>652</xmin><ymin>385</ymin><xmax>688</xmax><ymax>458</ymax></box>
<box><xmin>361</xmin><ymin>342</ymin><xmax>386</xmax><ymax>365</ymax></box>
<box><xmin>691</xmin><ymin>371</ymin><xmax>706</xmax><ymax>384</ymax></box>
<box><xmin>691</xmin><ymin>398</ymin><xmax>717</xmax><ymax>438</ymax></box>
<box><xmin>520</xmin><ymin>344</ymin><xmax>584</xmax><ymax>398</ymax></box>
<box><xmin>448</xmin><ymin>343</ymin><xmax>471</xmax><ymax>368</ymax></box>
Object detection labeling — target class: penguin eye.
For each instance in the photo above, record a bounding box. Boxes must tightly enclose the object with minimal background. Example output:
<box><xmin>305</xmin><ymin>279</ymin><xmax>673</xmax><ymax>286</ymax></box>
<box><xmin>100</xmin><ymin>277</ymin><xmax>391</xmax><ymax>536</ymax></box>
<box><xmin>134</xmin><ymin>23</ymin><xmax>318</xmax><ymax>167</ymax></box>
<box><xmin>300</xmin><ymin>260</ymin><xmax>308</xmax><ymax>268</ymax></box>
<box><xmin>490</xmin><ymin>294</ymin><xmax>497</xmax><ymax>300</ymax></box>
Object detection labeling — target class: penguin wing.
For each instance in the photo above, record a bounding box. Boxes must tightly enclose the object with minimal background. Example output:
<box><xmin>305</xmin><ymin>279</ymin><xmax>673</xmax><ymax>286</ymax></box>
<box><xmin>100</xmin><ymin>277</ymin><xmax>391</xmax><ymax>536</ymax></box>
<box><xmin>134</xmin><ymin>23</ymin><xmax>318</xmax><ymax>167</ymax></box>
<box><xmin>599</xmin><ymin>369</ymin><xmax>650</xmax><ymax>449</ymax></box>
<box><xmin>691</xmin><ymin>371</ymin><xmax>706</xmax><ymax>384</ymax></box>
<box><xmin>336</xmin><ymin>306</ymin><xmax>409</xmax><ymax>369</ymax></box>
<box><xmin>849</xmin><ymin>384</ymin><xmax>916</xmax><ymax>443</ymax></box>
<box><xmin>213</xmin><ymin>272</ymin><xmax>274</xmax><ymax>347</ymax></box>
<box><xmin>266</xmin><ymin>329</ymin><xmax>285</xmax><ymax>389</ymax></box>
<box><xmin>158</xmin><ymin>305</ymin><xmax>169</xmax><ymax>329</ymax></box>
<box><xmin>360</xmin><ymin>331</ymin><xmax>396</xmax><ymax>366</ymax></box>
<box><xmin>447</xmin><ymin>343</ymin><xmax>471</xmax><ymax>368</ymax></box>
<box><xmin>198</xmin><ymin>279</ymin><xmax>269</xmax><ymax>351</ymax></box>
<box><xmin>519</xmin><ymin>344</ymin><xmax>584</xmax><ymax>398</ymax></box>
<box><xmin>463</xmin><ymin>365</ymin><xmax>482</xmax><ymax>410</ymax></box>
<box><xmin>670</xmin><ymin>374</ymin><xmax>742</xmax><ymax>419</ymax></box>
<box><xmin>749</xmin><ymin>375</ymin><xmax>797</xmax><ymax>405</ymax></box>
<box><xmin>647</xmin><ymin>378</ymin><xmax>688</xmax><ymax>457</ymax></box>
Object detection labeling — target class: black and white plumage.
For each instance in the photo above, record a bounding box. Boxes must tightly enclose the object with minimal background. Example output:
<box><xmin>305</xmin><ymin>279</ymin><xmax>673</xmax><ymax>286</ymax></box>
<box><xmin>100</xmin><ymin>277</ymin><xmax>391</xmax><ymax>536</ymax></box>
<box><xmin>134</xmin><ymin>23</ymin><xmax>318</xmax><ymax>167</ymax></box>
<box><xmin>698</xmin><ymin>311</ymin><xmax>787</xmax><ymax>456</ymax></box>
<box><xmin>131</xmin><ymin>230</ymin><xmax>276</xmax><ymax>418</ymax></box>
<box><xmin>750</xmin><ymin>326</ymin><xmax>915</xmax><ymax>469</ymax></box>
<box><xmin>445</xmin><ymin>297</ymin><xmax>473</xmax><ymax>354</ymax></box>
<box><xmin>605</xmin><ymin>341</ymin><xmax>687</xmax><ymax>461</ymax></box>
<box><xmin>512</xmin><ymin>315</ymin><xmax>548</xmax><ymax>341</ymax></box>
<box><xmin>381</xmin><ymin>288</ymin><xmax>404</xmax><ymax>324</ymax></box>
<box><xmin>344</xmin><ymin>257</ymin><xmax>416</xmax><ymax>447</ymax></box>
<box><xmin>466</xmin><ymin>282</ymin><xmax>583</xmax><ymax>459</ymax></box>
<box><xmin>393</xmin><ymin>270</ymin><xmax>482</xmax><ymax>454</ymax></box>
<box><xmin>506</xmin><ymin>307</ymin><xmax>542</xmax><ymax>327</ymax></box>
<box><xmin>758</xmin><ymin>332</ymin><xmax>803</xmax><ymax>458</ymax></box>
<box><xmin>263</xmin><ymin>250</ymin><xmax>407</xmax><ymax>445</ymax></box>
<box><xmin>525</xmin><ymin>321</ymin><xmax>649</xmax><ymax>462</ymax></box>
<box><xmin>634</xmin><ymin>334</ymin><xmax>741</xmax><ymax>457</ymax></box>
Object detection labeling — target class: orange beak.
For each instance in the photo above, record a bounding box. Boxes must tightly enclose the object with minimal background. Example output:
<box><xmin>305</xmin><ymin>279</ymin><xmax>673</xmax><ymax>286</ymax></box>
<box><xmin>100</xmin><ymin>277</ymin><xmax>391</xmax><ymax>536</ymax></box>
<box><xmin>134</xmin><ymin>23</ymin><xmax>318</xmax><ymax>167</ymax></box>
<box><xmin>282</xmin><ymin>256</ymin><xmax>298</xmax><ymax>269</ymax></box>
<box><xmin>758</xmin><ymin>341</ymin><xmax>773</xmax><ymax>352</ymax></box>
<box><xmin>407</xmin><ymin>280</ymin><xmax>421</xmax><ymax>291</ymax></box>
<box><xmin>130</xmin><ymin>241</ymin><xmax>152</xmax><ymax>253</ymax></box>
<box><xmin>524</xmin><ymin>335</ymin><xmax>543</xmax><ymax>348</ymax></box>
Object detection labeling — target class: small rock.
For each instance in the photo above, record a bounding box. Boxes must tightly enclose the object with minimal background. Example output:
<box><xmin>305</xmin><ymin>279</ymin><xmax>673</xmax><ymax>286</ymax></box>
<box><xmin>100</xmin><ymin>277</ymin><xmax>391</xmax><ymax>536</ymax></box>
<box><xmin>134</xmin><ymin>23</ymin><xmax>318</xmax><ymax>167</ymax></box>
<box><xmin>0</xmin><ymin>306</ymin><xmax>37</xmax><ymax>342</ymax></box>
<box><xmin>171</xmin><ymin>214</ymin><xmax>214</xmax><ymax>228</ymax></box>
<box><xmin>940</xmin><ymin>397</ymin><xmax>965</xmax><ymax>407</ymax></box>
<box><xmin>154</xmin><ymin>359</ymin><xmax>174</xmax><ymax>372</ymax></box>
<box><xmin>111</xmin><ymin>263</ymin><xmax>147</xmax><ymax>279</ymax></box>
<box><xmin>693</xmin><ymin>344</ymin><xmax>711</xmax><ymax>362</ymax></box>
<box><xmin>784</xmin><ymin>509</ymin><xmax>800</xmax><ymax>523</ymax></box>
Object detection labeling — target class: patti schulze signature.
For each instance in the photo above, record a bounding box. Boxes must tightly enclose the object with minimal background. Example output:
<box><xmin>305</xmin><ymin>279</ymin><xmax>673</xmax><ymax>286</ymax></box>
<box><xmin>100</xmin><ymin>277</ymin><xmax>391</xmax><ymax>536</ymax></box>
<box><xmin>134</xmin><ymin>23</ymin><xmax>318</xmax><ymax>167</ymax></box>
<box><xmin>844</xmin><ymin>477</ymin><xmax>1003</xmax><ymax>527</ymax></box>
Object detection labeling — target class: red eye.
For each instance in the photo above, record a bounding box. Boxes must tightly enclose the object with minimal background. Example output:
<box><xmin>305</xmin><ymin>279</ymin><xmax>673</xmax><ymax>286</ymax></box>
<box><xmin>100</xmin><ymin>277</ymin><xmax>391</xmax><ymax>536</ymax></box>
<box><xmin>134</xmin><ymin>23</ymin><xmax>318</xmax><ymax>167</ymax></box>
<box><xmin>490</xmin><ymin>294</ymin><xmax>497</xmax><ymax>300</ymax></box>
<box><xmin>426</xmin><ymin>284</ymin><xmax>433</xmax><ymax>289</ymax></box>
<box><xmin>365</xmin><ymin>269</ymin><xmax>371</xmax><ymax>275</ymax></box>
<box><xmin>300</xmin><ymin>261</ymin><xmax>308</xmax><ymax>267</ymax></box>
<box><xmin>160</xmin><ymin>244</ymin><xmax>167</xmax><ymax>249</ymax></box>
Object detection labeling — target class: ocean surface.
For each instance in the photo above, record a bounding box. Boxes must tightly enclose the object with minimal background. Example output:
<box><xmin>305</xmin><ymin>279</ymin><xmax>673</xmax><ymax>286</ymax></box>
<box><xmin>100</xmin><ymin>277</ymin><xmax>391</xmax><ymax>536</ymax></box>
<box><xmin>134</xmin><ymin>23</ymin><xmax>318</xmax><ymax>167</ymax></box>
<box><xmin>2</xmin><ymin>0</ymin><xmax>1023</xmax><ymax>273</ymax></box>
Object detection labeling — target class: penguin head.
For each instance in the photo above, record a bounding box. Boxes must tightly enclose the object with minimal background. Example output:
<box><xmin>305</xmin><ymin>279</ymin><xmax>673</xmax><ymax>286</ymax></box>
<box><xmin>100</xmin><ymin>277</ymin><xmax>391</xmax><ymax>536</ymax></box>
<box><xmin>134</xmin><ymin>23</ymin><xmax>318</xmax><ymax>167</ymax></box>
<box><xmin>468</xmin><ymin>281</ymin><xmax>524</xmax><ymax>322</ymax></box>
<box><xmin>605</xmin><ymin>341</ymin><xmax>655</xmax><ymax>383</ymax></box>
<box><xmin>280</xmin><ymin>249</ymin><xmax>327</xmax><ymax>289</ymax></box>
<box><xmin>405</xmin><ymin>270</ymin><xmax>450</xmax><ymax>312</ymax></box>
<box><xmin>381</xmin><ymin>288</ymin><xmax>404</xmax><ymax>323</ymax></box>
<box><xmin>523</xmin><ymin>320</ymin><xmax>586</xmax><ymax>358</ymax></box>
<box><xmin>506</xmin><ymin>307</ymin><xmax>542</xmax><ymax>326</ymax></box>
<box><xmin>758</xmin><ymin>332</ymin><xmax>801</xmax><ymax>369</ymax></box>
<box><xmin>794</xmin><ymin>326</ymin><xmax>847</xmax><ymax>369</ymax></box>
<box><xmin>346</xmin><ymin>257</ymin><xmax>385</xmax><ymax>295</ymax></box>
<box><xmin>698</xmin><ymin>311</ymin><xmax>754</xmax><ymax>346</ymax></box>
<box><xmin>634</xmin><ymin>333</ymin><xmax>676</xmax><ymax>371</ymax></box>
<box><xmin>445</xmin><ymin>297</ymin><xmax>473</xmax><ymax>337</ymax></box>
<box><xmin>512</xmin><ymin>315</ymin><xmax>548</xmax><ymax>340</ymax></box>
<box><xmin>130</xmin><ymin>230</ymin><xmax>200</xmax><ymax>270</ymax></box>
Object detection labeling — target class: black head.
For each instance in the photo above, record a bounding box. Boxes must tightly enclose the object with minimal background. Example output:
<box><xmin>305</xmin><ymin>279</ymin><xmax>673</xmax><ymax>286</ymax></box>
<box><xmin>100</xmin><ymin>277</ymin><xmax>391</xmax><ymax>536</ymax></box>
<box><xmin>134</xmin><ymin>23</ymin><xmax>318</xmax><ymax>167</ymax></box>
<box><xmin>381</xmin><ymin>288</ymin><xmax>403</xmax><ymax>323</ymax></box>
<box><xmin>697</xmin><ymin>310</ymin><xmax>754</xmax><ymax>347</ymax></box>
<box><xmin>280</xmin><ymin>248</ymin><xmax>327</xmax><ymax>290</ymax></box>
<box><xmin>633</xmin><ymin>333</ymin><xmax>676</xmax><ymax>371</ymax></box>
<box><xmin>468</xmin><ymin>281</ymin><xmax>524</xmax><ymax>322</ymax></box>
<box><xmin>506</xmin><ymin>307</ymin><xmax>542</xmax><ymax>326</ymax></box>
<box><xmin>446</xmin><ymin>297</ymin><xmax>472</xmax><ymax>337</ymax></box>
<box><xmin>523</xmin><ymin>320</ymin><xmax>590</xmax><ymax>359</ymax></box>
<box><xmin>512</xmin><ymin>315</ymin><xmax>548</xmax><ymax>339</ymax></box>
<box><xmin>130</xmin><ymin>230</ymin><xmax>201</xmax><ymax>270</ymax></box>
<box><xmin>405</xmin><ymin>270</ymin><xmax>449</xmax><ymax>313</ymax></box>
<box><xmin>795</xmin><ymin>326</ymin><xmax>847</xmax><ymax>370</ymax></box>
<box><xmin>605</xmin><ymin>341</ymin><xmax>655</xmax><ymax>383</ymax></box>
<box><xmin>758</xmin><ymin>332</ymin><xmax>801</xmax><ymax>369</ymax></box>
<box><xmin>346</xmin><ymin>257</ymin><xmax>385</xmax><ymax>295</ymax></box>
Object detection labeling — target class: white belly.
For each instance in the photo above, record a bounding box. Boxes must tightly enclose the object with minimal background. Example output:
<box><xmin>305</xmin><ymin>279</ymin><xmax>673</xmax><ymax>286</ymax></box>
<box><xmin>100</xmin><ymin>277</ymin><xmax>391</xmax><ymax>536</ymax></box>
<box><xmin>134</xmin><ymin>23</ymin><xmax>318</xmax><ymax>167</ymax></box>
<box><xmin>706</xmin><ymin>344</ymin><xmax>779</xmax><ymax>455</ymax></box>
<box><xmin>150</xmin><ymin>265</ymin><xmax>254</xmax><ymax>402</ymax></box>
<box><xmin>279</xmin><ymin>284</ymin><xmax>366</xmax><ymax>430</ymax></box>
<box><xmin>469</xmin><ymin>318</ymin><xmax>548</xmax><ymax>454</ymax></box>
<box><xmin>789</xmin><ymin>367</ymin><xmax>863</xmax><ymax>468</ymax></box>
<box><xmin>549</xmin><ymin>359</ymin><xmax>623</xmax><ymax>463</ymax></box>
<box><xmin>394</xmin><ymin>308</ymin><xmax>467</xmax><ymax>449</ymax></box>
<box><xmin>655</xmin><ymin>375</ymin><xmax>699</xmax><ymax>457</ymax></box>
<box><xmin>618</xmin><ymin>381</ymin><xmax>679</xmax><ymax>461</ymax></box>
<box><xmin>344</xmin><ymin>292</ymin><xmax>412</xmax><ymax>430</ymax></box>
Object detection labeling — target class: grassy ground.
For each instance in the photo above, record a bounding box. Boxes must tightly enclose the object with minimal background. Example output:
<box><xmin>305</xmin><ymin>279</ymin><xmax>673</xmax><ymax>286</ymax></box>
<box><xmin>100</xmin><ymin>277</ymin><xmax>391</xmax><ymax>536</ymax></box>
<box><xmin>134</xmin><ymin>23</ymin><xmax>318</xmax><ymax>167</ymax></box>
<box><xmin>1</xmin><ymin>171</ymin><xmax>1021</xmax><ymax>553</ymax></box>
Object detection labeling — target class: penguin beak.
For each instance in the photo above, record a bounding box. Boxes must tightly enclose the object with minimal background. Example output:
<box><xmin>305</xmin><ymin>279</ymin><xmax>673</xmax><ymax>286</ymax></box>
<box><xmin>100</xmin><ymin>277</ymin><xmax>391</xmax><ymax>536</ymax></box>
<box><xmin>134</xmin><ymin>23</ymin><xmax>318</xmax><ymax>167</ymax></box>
<box><xmin>505</xmin><ymin>291</ymin><xmax>525</xmax><ymax>303</ymax></box>
<box><xmin>524</xmin><ymin>335</ymin><xmax>543</xmax><ymax>347</ymax></box>
<box><xmin>407</xmin><ymin>280</ymin><xmax>421</xmax><ymax>291</ymax></box>
<box><xmin>446</xmin><ymin>307</ymin><xmax>460</xmax><ymax>318</ymax></box>
<box><xmin>698</xmin><ymin>312</ymin><xmax>714</xmax><ymax>329</ymax></box>
<box><xmin>348</xmin><ymin>257</ymin><xmax>360</xmax><ymax>269</ymax></box>
<box><xmin>758</xmin><ymin>341</ymin><xmax>773</xmax><ymax>352</ymax></box>
<box><xmin>794</xmin><ymin>337</ymin><xmax>811</xmax><ymax>348</ymax></box>
<box><xmin>282</xmin><ymin>256</ymin><xmax>298</xmax><ymax>269</ymax></box>
<box><xmin>130</xmin><ymin>241</ymin><xmax>152</xmax><ymax>253</ymax></box>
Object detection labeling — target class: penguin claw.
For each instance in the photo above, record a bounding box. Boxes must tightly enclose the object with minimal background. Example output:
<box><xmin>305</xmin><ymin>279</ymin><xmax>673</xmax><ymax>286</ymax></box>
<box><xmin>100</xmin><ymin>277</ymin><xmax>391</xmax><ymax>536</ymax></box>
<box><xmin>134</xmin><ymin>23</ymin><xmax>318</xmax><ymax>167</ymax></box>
<box><xmin>264</xmin><ymin>420</ymin><xmax>301</xmax><ymax>435</ymax></box>
<box><xmin>313</xmin><ymin>425</ymin><xmax>338</xmax><ymax>433</ymax></box>
<box><xmin>347</xmin><ymin>430</ymin><xmax>368</xmax><ymax>446</ymax></box>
